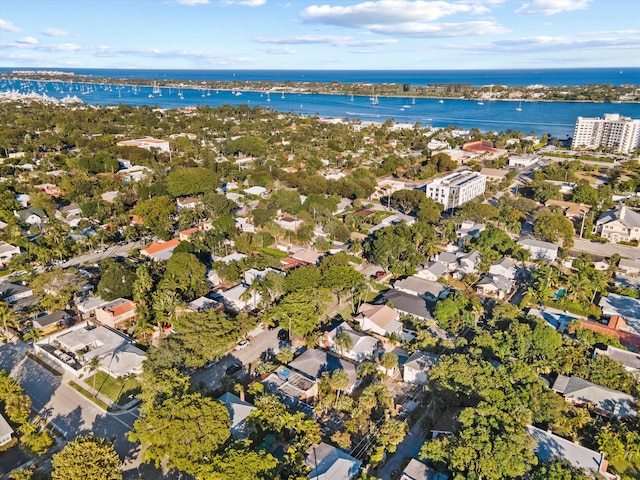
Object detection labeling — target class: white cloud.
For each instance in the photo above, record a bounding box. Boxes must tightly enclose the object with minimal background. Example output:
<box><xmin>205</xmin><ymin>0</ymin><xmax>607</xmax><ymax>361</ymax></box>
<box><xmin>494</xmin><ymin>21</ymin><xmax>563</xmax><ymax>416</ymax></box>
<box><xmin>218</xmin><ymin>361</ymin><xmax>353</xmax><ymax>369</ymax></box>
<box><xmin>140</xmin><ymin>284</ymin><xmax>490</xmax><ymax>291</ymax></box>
<box><xmin>254</xmin><ymin>35</ymin><xmax>397</xmax><ymax>47</ymax></box>
<box><xmin>516</xmin><ymin>0</ymin><xmax>591</xmax><ymax>15</ymax></box>
<box><xmin>222</xmin><ymin>0</ymin><xmax>266</xmax><ymax>5</ymax></box>
<box><xmin>0</xmin><ymin>19</ymin><xmax>20</xmax><ymax>32</ymax></box>
<box><xmin>42</xmin><ymin>28</ymin><xmax>72</xmax><ymax>37</ymax></box>
<box><xmin>16</xmin><ymin>36</ymin><xmax>38</xmax><ymax>45</ymax></box>
<box><xmin>373</xmin><ymin>20</ymin><xmax>507</xmax><ymax>36</ymax></box>
<box><xmin>258</xmin><ymin>46</ymin><xmax>297</xmax><ymax>54</ymax></box>
<box><xmin>448</xmin><ymin>31</ymin><xmax>640</xmax><ymax>53</ymax></box>
<box><xmin>176</xmin><ymin>0</ymin><xmax>210</xmax><ymax>4</ymax></box>
<box><xmin>302</xmin><ymin>1</ymin><xmax>488</xmax><ymax>26</ymax></box>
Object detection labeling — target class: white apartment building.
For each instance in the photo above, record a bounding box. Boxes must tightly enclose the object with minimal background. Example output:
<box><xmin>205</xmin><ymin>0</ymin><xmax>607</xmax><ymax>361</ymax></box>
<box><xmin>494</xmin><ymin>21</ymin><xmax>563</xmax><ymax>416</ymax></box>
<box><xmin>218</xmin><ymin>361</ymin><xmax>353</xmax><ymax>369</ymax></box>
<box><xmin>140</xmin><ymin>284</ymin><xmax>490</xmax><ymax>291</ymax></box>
<box><xmin>424</xmin><ymin>170</ymin><xmax>486</xmax><ymax>209</ymax></box>
<box><xmin>572</xmin><ymin>113</ymin><xmax>640</xmax><ymax>154</ymax></box>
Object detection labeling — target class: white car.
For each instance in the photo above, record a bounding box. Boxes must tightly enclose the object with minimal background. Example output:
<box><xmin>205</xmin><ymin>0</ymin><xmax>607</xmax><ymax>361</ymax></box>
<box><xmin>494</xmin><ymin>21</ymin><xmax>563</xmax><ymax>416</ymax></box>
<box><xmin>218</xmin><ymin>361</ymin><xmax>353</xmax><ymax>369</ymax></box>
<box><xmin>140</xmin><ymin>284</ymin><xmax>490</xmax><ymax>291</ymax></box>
<box><xmin>234</xmin><ymin>340</ymin><xmax>250</xmax><ymax>351</ymax></box>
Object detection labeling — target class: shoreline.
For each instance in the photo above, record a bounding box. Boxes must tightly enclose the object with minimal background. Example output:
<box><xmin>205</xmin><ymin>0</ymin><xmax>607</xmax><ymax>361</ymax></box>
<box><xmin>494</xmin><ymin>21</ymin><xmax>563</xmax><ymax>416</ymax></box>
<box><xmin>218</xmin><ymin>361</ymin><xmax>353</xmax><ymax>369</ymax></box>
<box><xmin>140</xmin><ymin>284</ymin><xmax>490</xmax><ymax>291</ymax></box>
<box><xmin>2</xmin><ymin>73</ymin><xmax>639</xmax><ymax>105</ymax></box>
<box><xmin>2</xmin><ymin>76</ymin><xmax>639</xmax><ymax>106</ymax></box>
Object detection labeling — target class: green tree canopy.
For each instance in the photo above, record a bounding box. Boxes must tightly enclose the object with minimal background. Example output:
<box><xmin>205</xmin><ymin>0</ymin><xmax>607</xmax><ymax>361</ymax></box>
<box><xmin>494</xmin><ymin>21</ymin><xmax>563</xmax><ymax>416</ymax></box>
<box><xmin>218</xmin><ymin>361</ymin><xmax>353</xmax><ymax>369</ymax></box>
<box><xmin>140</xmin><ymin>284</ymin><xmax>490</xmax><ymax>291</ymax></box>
<box><xmin>51</xmin><ymin>434</ymin><xmax>122</xmax><ymax>480</ymax></box>
<box><xmin>166</xmin><ymin>167</ymin><xmax>219</xmax><ymax>197</ymax></box>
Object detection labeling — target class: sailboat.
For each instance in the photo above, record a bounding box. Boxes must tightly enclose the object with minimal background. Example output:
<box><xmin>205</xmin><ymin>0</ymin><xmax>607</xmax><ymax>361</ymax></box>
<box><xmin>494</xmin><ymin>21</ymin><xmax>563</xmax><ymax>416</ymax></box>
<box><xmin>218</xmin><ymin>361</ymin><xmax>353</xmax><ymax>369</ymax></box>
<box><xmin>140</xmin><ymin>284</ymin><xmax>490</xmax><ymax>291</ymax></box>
<box><xmin>350</xmin><ymin>94</ymin><xmax>354</xmax><ymax>102</ymax></box>
<box><xmin>152</xmin><ymin>81</ymin><xmax>161</xmax><ymax>95</ymax></box>
<box><xmin>439</xmin><ymin>99</ymin><xmax>444</xmax><ymax>104</ymax></box>
<box><xmin>477</xmin><ymin>99</ymin><xmax>484</xmax><ymax>105</ymax></box>
<box><xmin>266</xmin><ymin>91</ymin><xmax>271</xmax><ymax>102</ymax></box>
<box><xmin>516</xmin><ymin>101</ymin><xmax>522</xmax><ymax>112</ymax></box>
<box><xmin>412</xmin><ymin>97</ymin><xmax>416</xmax><ymax>105</ymax></box>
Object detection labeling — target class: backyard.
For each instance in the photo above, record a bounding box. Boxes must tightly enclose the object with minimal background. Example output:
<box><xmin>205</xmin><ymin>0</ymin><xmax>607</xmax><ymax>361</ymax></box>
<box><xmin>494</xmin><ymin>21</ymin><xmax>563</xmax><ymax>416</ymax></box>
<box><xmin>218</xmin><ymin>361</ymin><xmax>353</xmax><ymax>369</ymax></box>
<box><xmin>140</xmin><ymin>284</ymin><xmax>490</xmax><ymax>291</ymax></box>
<box><xmin>84</xmin><ymin>372</ymin><xmax>141</xmax><ymax>406</ymax></box>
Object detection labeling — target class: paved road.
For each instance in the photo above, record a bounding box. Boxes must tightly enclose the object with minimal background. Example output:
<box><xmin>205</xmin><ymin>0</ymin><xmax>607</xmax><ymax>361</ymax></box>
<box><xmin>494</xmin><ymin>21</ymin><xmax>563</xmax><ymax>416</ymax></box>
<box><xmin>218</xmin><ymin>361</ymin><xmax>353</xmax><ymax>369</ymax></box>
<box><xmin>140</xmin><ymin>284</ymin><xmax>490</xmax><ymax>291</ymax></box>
<box><xmin>0</xmin><ymin>341</ymin><xmax>168</xmax><ymax>480</ymax></box>
<box><xmin>61</xmin><ymin>240</ymin><xmax>147</xmax><ymax>268</ymax></box>
<box><xmin>572</xmin><ymin>238</ymin><xmax>640</xmax><ymax>260</ymax></box>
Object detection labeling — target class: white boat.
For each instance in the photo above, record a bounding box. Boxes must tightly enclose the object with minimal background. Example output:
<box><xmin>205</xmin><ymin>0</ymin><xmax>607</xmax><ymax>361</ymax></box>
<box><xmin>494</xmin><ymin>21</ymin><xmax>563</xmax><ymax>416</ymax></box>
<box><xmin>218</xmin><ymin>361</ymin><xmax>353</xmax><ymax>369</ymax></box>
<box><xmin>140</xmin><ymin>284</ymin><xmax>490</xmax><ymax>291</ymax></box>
<box><xmin>152</xmin><ymin>81</ymin><xmax>161</xmax><ymax>94</ymax></box>
<box><xmin>412</xmin><ymin>97</ymin><xmax>415</xmax><ymax>105</ymax></box>
<box><xmin>148</xmin><ymin>94</ymin><xmax>153</xmax><ymax>99</ymax></box>
<box><xmin>281</xmin><ymin>92</ymin><xmax>285</xmax><ymax>99</ymax></box>
<box><xmin>439</xmin><ymin>99</ymin><xmax>444</xmax><ymax>104</ymax></box>
<box><xmin>477</xmin><ymin>100</ymin><xmax>484</xmax><ymax>105</ymax></box>
<box><xmin>350</xmin><ymin>94</ymin><xmax>354</xmax><ymax>101</ymax></box>
<box><xmin>516</xmin><ymin>101</ymin><xmax>522</xmax><ymax>112</ymax></box>
<box><xmin>266</xmin><ymin>92</ymin><xmax>271</xmax><ymax>102</ymax></box>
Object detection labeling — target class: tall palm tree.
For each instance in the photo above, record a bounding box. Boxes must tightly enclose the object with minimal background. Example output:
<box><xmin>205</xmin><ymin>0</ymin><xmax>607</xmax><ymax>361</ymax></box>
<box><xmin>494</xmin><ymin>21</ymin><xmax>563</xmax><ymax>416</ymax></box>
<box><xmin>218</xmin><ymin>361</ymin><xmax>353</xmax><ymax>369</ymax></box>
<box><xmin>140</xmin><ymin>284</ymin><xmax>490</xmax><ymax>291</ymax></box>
<box><xmin>0</xmin><ymin>302</ymin><xmax>18</xmax><ymax>339</ymax></box>
<box><xmin>23</xmin><ymin>327</ymin><xmax>43</xmax><ymax>348</ymax></box>
<box><xmin>334</xmin><ymin>330</ymin><xmax>353</xmax><ymax>357</ymax></box>
<box><xmin>88</xmin><ymin>356</ymin><xmax>101</xmax><ymax>397</ymax></box>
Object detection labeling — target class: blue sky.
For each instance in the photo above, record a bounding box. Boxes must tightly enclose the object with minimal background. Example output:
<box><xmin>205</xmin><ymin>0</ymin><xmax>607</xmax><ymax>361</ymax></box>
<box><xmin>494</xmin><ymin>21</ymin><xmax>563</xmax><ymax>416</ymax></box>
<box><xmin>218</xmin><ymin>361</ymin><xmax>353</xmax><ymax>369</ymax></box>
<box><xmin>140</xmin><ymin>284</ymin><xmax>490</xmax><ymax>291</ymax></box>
<box><xmin>0</xmin><ymin>0</ymin><xmax>638</xmax><ymax>70</ymax></box>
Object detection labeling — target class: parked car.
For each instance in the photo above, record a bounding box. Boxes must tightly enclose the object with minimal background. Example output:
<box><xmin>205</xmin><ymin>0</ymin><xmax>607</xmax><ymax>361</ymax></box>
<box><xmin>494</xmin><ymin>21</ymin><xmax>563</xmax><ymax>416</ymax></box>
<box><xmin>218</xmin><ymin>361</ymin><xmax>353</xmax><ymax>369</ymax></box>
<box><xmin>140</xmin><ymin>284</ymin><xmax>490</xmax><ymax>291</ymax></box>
<box><xmin>225</xmin><ymin>363</ymin><xmax>243</xmax><ymax>376</ymax></box>
<box><xmin>235</xmin><ymin>339</ymin><xmax>250</xmax><ymax>351</ymax></box>
<box><xmin>374</xmin><ymin>270</ymin><xmax>386</xmax><ymax>278</ymax></box>
<box><xmin>277</xmin><ymin>329</ymin><xmax>289</xmax><ymax>341</ymax></box>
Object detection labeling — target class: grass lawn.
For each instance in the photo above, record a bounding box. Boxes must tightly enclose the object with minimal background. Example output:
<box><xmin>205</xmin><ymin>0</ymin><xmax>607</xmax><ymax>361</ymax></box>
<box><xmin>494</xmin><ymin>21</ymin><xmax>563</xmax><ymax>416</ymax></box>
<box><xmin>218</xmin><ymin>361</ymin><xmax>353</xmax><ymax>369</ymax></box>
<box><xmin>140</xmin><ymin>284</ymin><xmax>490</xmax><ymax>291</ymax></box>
<box><xmin>84</xmin><ymin>372</ymin><xmax>141</xmax><ymax>406</ymax></box>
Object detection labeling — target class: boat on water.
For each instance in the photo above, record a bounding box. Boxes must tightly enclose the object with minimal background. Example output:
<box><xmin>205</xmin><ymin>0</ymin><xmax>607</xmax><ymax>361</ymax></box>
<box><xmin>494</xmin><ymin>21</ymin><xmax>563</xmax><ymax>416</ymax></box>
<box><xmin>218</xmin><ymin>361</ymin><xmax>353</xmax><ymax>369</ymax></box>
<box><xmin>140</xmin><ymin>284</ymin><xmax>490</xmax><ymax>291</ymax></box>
<box><xmin>350</xmin><ymin>94</ymin><xmax>354</xmax><ymax>101</ymax></box>
<box><xmin>477</xmin><ymin>100</ymin><xmax>484</xmax><ymax>105</ymax></box>
<box><xmin>439</xmin><ymin>99</ymin><xmax>444</xmax><ymax>104</ymax></box>
<box><xmin>266</xmin><ymin>92</ymin><xmax>271</xmax><ymax>102</ymax></box>
<box><xmin>516</xmin><ymin>101</ymin><xmax>522</xmax><ymax>112</ymax></box>
<box><xmin>148</xmin><ymin>94</ymin><xmax>153</xmax><ymax>99</ymax></box>
<box><xmin>152</xmin><ymin>81</ymin><xmax>161</xmax><ymax>95</ymax></box>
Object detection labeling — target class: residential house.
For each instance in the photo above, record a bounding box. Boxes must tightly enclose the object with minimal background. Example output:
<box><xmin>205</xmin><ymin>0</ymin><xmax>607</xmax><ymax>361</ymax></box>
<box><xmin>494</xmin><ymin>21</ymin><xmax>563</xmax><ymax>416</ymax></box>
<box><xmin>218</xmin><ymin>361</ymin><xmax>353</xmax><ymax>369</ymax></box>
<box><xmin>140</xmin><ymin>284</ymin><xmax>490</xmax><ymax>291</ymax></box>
<box><xmin>101</xmin><ymin>191</ymin><xmax>119</xmax><ymax>203</ymax></box>
<box><xmin>140</xmin><ymin>238</ymin><xmax>181</xmax><ymax>261</ymax></box>
<box><xmin>476</xmin><ymin>274</ymin><xmax>512</xmax><ymax>299</ymax></box>
<box><xmin>289</xmin><ymin>348</ymin><xmax>359</xmax><ymax>394</ymax></box>
<box><xmin>94</xmin><ymin>298</ymin><xmax>136</xmax><ymax>329</ymax></box>
<box><xmin>116</xmin><ymin>137</ymin><xmax>170</xmax><ymax>153</ymax></box>
<box><xmin>480</xmin><ymin>168</ymin><xmax>509</xmax><ymax>182</ymax></box>
<box><xmin>214</xmin><ymin>252</ymin><xmax>247</xmax><ymax>264</ymax></box>
<box><xmin>355</xmin><ymin>303</ymin><xmax>403</xmax><ymax>337</ymax></box>
<box><xmin>323</xmin><ymin>322</ymin><xmax>379</xmax><ymax>363</ymax></box>
<box><xmin>552</xmin><ymin>374</ymin><xmax>637</xmax><ymax>419</ymax></box>
<box><xmin>618</xmin><ymin>258</ymin><xmax>640</xmax><ymax>276</ymax></box>
<box><xmin>599</xmin><ymin>293</ymin><xmax>640</xmax><ymax>335</ymax></box>
<box><xmin>176</xmin><ymin>197</ymin><xmax>202</xmax><ymax>210</ymax></box>
<box><xmin>399</xmin><ymin>458</ymin><xmax>448</xmax><ymax>480</ymax></box>
<box><xmin>593</xmin><ymin>345</ymin><xmax>640</xmax><ymax>375</ymax></box>
<box><xmin>275</xmin><ymin>215</ymin><xmax>301</xmax><ymax>231</ymax></box>
<box><xmin>76</xmin><ymin>295</ymin><xmax>109</xmax><ymax>320</ymax></box>
<box><xmin>455</xmin><ymin>250</ymin><xmax>482</xmax><ymax>277</ymax></box>
<box><xmin>368</xmin><ymin>213</ymin><xmax>416</xmax><ymax>234</ymax></box>
<box><xmin>0</xmin><ymin>281</ymin><xmax>33</xmax><ymax>304</ymax></box>
<box><xmin>0</xmin><ymin>414</ymin><xmax>13</xmax><ymax>447</ymax></box>
<box><xmin>262</xmin><ymin>365</ymin><xmax>318</xmax><ymax>401</ymax></box>
<box><xmin>305</xmin><ymin>442</ymin><xmax>361</xmax><ymax>480</ymax></box>
<box><xmin>455</xmin><ymin>220</ymin><xmax>485</xmax><ymax>245</ymax></box>
<box><xmin>33</xmin><ymin>310</ymin><xmax>72</xmax><ymax>335</ymax></box>
<box><xmin>218</xmin><ymin>392</ymin><xmax>256</xmax><ymax>440</ymax></box>
<box><xmin>415</xmin><ymin>261</ymin><xmax>448</xmax><ymax>282</ymax></box>
<box><xmin>219</xmin><ymin>284</ymin><xmax>261</xmax><ymax>312</ymax></box>
<box><xmin>53</xmin><ymin>323</ymin><xmax>145</xmax><ymax>377</ymax></box>
<box><xmin>403</xmin><ymin>351</ymin><xmax>440</xmax><ymax>385</ymax></box>
<box><xmin>431</xmin><ymin>407</ymin><xmax>463</xmax><ymax>438</ymax></box>
<box><xmin>244</xmin><ymin>186</ymin><xmax>268</xmax><ymax>197</ymax></box>
<box><xmin>235</xmin><ymin>217</ymin><xmax>255</xmax><ymax>233</ymax></box>
<box><xmin>371</xmin><ymin>179</ymin><xmax>405</xmax><ymax>201</ymax></box>
<box><xmin>508</xmin><ymin>154</ymin><xmax>540</xmax><ymax>168</ymax></box>
<box><xmin>290</xmin><ymin>248</ymin><xmax>324</xmax><ymax>266</ymax></box>
<box><xmin>434</xmin><ymin>252</ymin><xmax>459</xmax><ymax>272</ymax></box>
<box><xmin>15</xmin><ymin>207</ymin><xmax>48</xmax><ymax>226</ymax></box>
<box><xmin>187</xmin><ymin>296</ymin><xmax>222</xmax><ymax>313</ymax></box>
<box><xmin>0</xmin><ymin>242</ymin><xmax>21</xmax><ymax>267</ymax></box>
<box><xmin>526</xmin><ymin>426</ymin><xmax>617</xmax><ymax>480</ymax></box>
<box><xmin>593</xmin><ymin>206</ymin><xmax>640</xmax><ymax>243</ymax></box>
<box><xmin>575</xmin><ymin>317</ymin><xmax>640</xmax><ymax>350</ymax></box>
<box><xmin>34</xmin><ymin>183</ymin><xmax>61</xmax><ymax>196</ymax></box>
<box><xmin>545</xmin><ymin>199</ymin><xmax>591</xmax><ymax>219</ymax></box>
<box><xmin>383</xmin><ymin>290</ymin><xmax>433</xmax><ymax>323</ymax></box>
<box><xmin>56</xmin><ymin>201</ymin><xmax>83</xmax><ymax>227</ymax></box>
<box><xmin>178</xmin><ymin>227</ymin><xmax>199</xmax><ymax>241</ymax></box>
<box><xmin>517</xmin><ymin>238</ymin><xmax>559</xmax><ymax>262</ymax></box>
<box><xmin>489</xmin><ymin>257</ymin><xmax>517</xmax><ymax>280</ymax></box>
<box><xmin>393</xmin><ymin>276</ymin><xmax>449</xmax><ymax>304</ymax></box>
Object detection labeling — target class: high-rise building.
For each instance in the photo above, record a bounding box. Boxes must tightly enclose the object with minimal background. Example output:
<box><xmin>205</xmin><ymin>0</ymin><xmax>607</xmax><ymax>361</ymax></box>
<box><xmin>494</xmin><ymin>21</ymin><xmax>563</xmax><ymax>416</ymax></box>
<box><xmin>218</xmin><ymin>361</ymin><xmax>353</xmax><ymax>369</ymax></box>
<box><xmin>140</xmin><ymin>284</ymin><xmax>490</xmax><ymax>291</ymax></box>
<box><xmin>424</xmin><ymin>170</ymin><xmax>486</xmax><ymax>209</ymax></box>
<box><xmin>572</xmin><ymin>113</ymin><xmax>640</xmax><ymax>154</ymax></box>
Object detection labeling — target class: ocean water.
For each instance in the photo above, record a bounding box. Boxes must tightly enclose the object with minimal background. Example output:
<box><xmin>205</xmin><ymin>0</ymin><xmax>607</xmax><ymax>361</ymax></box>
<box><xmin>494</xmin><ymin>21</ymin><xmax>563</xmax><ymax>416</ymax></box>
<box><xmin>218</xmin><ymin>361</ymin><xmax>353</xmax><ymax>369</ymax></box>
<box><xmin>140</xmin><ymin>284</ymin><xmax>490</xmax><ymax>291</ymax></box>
<box><xmin>2</xmin><ymin>67</ymin><xmax>639</xmax><ymax>87</ymax></box>
<box><xmin>2</xmin><ymin>69</ymin><xmax>640</xmax><ymax>138</ymax></box>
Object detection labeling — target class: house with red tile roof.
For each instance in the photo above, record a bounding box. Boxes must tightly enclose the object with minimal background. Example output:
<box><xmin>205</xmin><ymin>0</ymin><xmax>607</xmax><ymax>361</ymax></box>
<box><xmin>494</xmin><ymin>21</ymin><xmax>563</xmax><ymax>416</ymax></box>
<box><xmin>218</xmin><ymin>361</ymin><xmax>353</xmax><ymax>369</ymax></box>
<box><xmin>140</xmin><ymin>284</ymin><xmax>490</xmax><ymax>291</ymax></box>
<box><xmin>140</xmin><ymin>238</ymin><xmax>180</xmax><ymax>261</ymax></box>
<box><xmin>94</xmin><ymin>298</ymin><xmax>136</xmax><ymax>329</ymax></box>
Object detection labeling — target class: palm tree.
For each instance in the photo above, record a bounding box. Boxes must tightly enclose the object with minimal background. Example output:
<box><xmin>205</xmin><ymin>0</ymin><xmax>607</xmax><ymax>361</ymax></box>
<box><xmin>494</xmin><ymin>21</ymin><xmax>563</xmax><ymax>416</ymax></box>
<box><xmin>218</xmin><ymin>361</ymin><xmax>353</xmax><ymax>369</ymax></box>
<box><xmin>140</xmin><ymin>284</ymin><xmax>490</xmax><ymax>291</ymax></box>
<box><xmin>132</xmin><ymin>316</ymin><xmax>154</xmax><ymax>345</ymax></box>
<box><xmin>88</xmin><ymin>356</ymin><xmax>101</xmax><ymax>397</ymax></box>
<box><xmin>0</xmin><ymin>302</ymin><xmax>18</xmax><ymax>339</ymax></box>
<box><xmin>23</xmin><ymin>327</ymin><xmax>43</xmax><ymax>348</ymax></box>
<box><xmin>328</xmin><ymin>369</ymin><xmax>350</xmax><ymax>408</ymax></box>
<box><xmin>334</xmin><ymin>330</ymin><xmax>353</xmax><ymax>357</ymax></box>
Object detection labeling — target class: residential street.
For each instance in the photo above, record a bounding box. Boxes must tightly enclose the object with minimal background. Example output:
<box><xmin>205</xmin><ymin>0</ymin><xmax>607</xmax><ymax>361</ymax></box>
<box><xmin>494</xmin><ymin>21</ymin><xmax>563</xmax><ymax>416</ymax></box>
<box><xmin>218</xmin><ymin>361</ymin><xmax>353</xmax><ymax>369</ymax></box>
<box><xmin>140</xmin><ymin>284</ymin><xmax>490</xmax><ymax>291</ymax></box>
<box><xmin>61</xmin><ymin>240</ymin><xmax>147</xmax><ymax>268</ymax></box>
<box><xmin>572</xmin><ymin>238</ymin><xmax>640</xmax><ymax>260</ymax></box>
<box><xmin>0</xmin><ymin>341</ymin><xmax>168</xmax><ymax>480</ymax></box>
